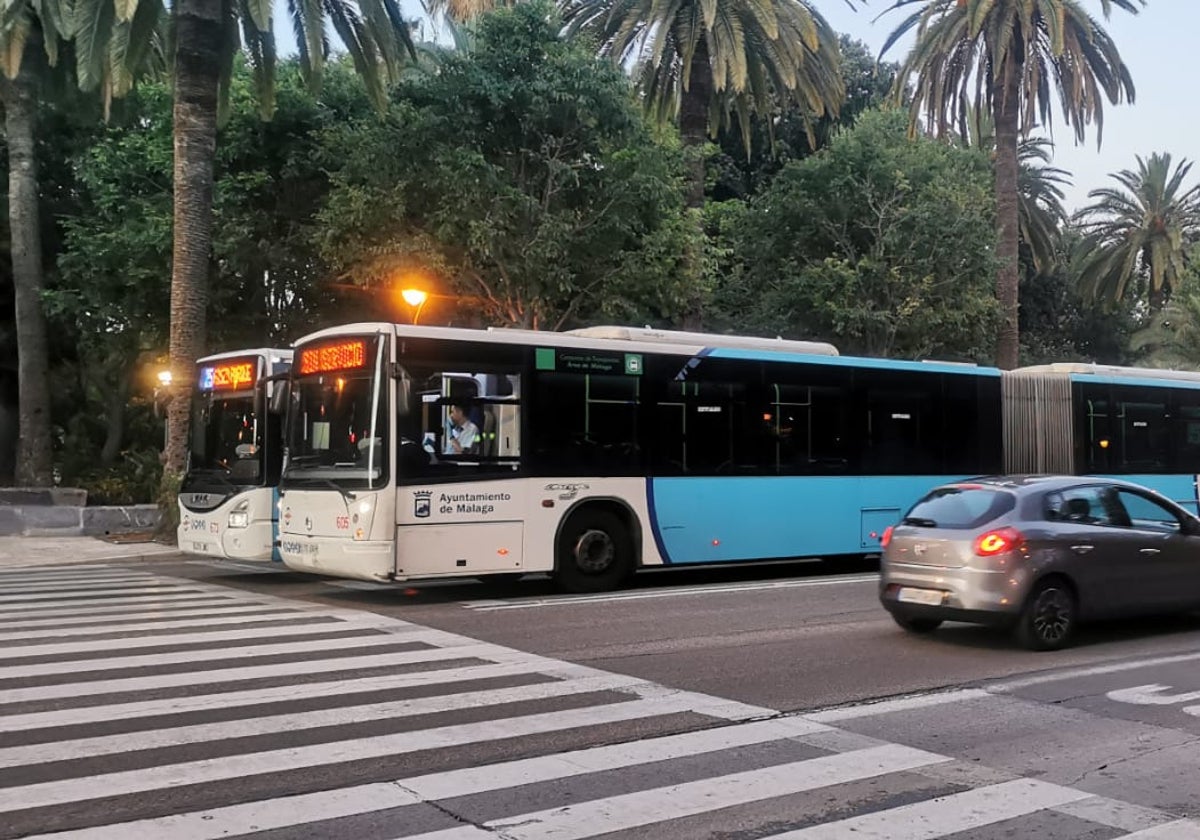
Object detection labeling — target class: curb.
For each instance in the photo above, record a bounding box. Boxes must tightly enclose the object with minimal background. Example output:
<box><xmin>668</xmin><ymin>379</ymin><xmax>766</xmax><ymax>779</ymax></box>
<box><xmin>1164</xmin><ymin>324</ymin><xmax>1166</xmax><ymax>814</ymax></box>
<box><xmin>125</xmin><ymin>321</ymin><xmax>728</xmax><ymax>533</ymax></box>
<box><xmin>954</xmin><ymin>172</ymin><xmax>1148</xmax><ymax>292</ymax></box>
<box><xmin>0</xmin><ymin>547</ymin><xmax>188</xmax><ymax>569</ymax></box>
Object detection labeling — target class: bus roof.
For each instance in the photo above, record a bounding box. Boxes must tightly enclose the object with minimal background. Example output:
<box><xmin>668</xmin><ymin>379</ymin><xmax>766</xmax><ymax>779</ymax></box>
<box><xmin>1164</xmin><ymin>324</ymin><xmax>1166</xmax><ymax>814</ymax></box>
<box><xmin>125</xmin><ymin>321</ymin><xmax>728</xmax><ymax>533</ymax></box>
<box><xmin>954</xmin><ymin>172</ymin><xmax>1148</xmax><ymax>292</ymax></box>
<box><xmin>198</xmin><ymin>347</ymin><xmax>293</xmax><ymax>365</ymax></box>
<box><xmin>290</xmin><ymin>323</ymin><xmax>998</xmax><ymax>375</ymax></box>
<box><xmin>1012</xmin><ymin>362</ymin><xmax>1200</xmax><ymax>387</ymax></box>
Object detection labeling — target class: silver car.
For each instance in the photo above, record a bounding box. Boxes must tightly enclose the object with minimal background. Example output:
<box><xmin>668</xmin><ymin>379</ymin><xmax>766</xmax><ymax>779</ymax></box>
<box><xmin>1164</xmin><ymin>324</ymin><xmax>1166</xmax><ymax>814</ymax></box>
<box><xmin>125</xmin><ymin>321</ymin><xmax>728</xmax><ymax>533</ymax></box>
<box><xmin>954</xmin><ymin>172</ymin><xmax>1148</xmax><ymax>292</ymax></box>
<box><xmin>879</xmin><ymin>475</ymin><xmax>1200</xmax><ymax>650</ymax></box>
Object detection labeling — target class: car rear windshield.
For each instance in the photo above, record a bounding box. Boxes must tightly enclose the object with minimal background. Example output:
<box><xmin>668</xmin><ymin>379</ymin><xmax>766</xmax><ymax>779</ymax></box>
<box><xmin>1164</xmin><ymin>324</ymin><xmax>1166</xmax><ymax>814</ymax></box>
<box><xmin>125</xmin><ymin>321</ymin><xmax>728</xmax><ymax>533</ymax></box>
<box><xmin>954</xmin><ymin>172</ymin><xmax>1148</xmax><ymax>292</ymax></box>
<box><xmin>904</xmin><ymin>486</ymin><xmax>1016</xmax><ymax>529</ymax></box>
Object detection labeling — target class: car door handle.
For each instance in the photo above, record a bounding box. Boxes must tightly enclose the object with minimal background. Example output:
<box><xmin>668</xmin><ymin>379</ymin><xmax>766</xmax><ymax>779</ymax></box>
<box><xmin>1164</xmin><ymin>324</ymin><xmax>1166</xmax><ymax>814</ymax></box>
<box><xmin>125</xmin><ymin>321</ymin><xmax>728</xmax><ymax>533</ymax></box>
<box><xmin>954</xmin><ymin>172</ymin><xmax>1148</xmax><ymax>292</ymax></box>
<box><xmin>1140</xmin><ymin>548</ymin><xmax>1162</xmax><ymax>555</ymax></box>
<box><xmin>1071</xmin><ymin>545</ymin><xmax>1094</xmax><ymax>554</ymax></box>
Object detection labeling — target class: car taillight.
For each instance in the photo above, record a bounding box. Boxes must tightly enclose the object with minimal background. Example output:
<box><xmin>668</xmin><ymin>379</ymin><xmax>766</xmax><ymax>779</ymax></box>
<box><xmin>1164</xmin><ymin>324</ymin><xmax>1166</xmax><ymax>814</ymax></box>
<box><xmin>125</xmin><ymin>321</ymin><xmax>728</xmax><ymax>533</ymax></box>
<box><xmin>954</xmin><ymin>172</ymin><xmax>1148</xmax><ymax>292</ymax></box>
<box><xmin>974</xmin><ymin>527</ymin><xmax>1024</xmax><ymax>556</ymax></box>
<box><xmin>880</xmin><ymin>525</ymin><xmax>894</xmax><ymax>548</ymax></box>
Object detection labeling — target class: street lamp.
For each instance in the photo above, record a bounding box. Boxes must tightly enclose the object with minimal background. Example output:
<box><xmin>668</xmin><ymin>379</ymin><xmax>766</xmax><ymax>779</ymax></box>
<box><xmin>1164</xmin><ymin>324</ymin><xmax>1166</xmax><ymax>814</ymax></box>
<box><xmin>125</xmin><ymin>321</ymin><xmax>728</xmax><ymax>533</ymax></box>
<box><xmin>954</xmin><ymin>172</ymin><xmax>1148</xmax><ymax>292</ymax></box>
<box><xmin>154</xmin><ymin>369</ymin><xmax>174</xmax><ymax>449</ymax></box>
<box><xmin>400</xmin><ymin>288</ymin><xmax>429</xmax><ymax>324</ymax></box>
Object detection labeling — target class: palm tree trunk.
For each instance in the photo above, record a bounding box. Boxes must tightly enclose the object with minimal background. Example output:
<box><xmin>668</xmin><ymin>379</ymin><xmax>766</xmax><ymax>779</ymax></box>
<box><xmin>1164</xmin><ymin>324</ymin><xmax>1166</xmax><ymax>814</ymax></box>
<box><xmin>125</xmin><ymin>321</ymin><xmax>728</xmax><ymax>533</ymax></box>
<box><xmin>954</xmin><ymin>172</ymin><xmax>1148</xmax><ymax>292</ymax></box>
<box><xmin>679</xmin><ymin>38</ymin><xmax>713</xmax><ymax>209</ymax></box>
<box><xmin>677</xmin><ymin>38</ymin><xmax>713</xmax><ymax>331</ymax></box>
<box><xmin>2</xmin><ymin>46</ymin><xmax>54</xmax><ymax>486</ymax></box>
<box><xmin>162</xmin><ymin>0</ymin><xmax>222</xmax><ymax>488</ymax></box>
<box><xmin>991</xmin><ymin>55</ymin><xmax>1022</xmax><ymax>371</ymax></box>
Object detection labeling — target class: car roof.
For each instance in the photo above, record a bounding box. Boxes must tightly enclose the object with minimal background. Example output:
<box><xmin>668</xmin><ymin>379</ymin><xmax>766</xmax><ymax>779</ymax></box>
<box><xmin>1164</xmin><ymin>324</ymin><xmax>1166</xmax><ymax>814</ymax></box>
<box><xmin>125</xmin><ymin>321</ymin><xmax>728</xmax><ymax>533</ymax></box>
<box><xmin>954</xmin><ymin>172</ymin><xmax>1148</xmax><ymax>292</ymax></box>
<box><xmin>945</xmin><ymin>475</ymin><xmax>1161</xmax><ymax>494</ymax></box>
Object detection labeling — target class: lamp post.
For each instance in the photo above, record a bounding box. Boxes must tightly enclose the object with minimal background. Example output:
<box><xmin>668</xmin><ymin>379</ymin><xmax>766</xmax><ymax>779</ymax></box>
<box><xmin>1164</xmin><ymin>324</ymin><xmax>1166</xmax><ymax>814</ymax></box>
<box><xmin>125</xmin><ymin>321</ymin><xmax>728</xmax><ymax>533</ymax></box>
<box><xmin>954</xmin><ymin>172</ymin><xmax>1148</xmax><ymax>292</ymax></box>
<box><xmin>155</xmin><ymin>370</ymin><xmax>173</xmax><ymax>449</ymax></box>
<box><xmin>401</xmin><ymin>288</ymin><xmax>429</xmax><ymax>324</ymax></box>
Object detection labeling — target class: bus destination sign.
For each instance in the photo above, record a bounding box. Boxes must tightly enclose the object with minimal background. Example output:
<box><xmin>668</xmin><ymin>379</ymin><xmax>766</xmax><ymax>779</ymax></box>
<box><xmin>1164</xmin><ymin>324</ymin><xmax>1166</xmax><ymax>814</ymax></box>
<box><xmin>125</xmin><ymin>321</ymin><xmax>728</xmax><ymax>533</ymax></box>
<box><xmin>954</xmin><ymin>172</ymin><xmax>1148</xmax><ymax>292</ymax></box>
<box><xmin>298</xmin><ymin>339</ymin><xmax>368</xmax><ymax>375</ymax></box>
<box><xmin>198</xmin><ymin>359</ymin><xmax>257</xmax><ymax>391</ymax></box>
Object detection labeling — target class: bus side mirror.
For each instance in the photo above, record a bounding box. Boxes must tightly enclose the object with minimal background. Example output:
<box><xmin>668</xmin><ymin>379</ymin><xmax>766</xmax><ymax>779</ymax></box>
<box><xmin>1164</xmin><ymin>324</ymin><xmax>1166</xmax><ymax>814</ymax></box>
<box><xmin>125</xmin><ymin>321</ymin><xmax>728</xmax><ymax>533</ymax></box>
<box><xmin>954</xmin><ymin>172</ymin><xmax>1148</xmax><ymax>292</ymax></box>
<box><xmin>269</xmin><ymin>380</ymin><xmax>290</xmax><ymax>415</ymax></box>
<box><xmin>396</xmin><ymin>368</ymin><xmax>412</xmax><ymax>416</ymax></box>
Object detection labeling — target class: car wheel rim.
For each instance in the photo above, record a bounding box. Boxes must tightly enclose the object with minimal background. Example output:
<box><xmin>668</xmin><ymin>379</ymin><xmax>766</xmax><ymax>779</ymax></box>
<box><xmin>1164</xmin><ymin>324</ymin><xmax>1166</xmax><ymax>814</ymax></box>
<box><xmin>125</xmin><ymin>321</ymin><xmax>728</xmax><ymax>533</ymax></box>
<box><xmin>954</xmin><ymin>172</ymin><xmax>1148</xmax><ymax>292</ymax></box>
<box><xmin>575</xmin><ymin>529</ymin><xmax>614</xmax><ymax>574</ymax></box>
<box><xmin>1032</xmin><ymin>588</ymin><xmax>1072</xmax><ymax>643</ymax></box>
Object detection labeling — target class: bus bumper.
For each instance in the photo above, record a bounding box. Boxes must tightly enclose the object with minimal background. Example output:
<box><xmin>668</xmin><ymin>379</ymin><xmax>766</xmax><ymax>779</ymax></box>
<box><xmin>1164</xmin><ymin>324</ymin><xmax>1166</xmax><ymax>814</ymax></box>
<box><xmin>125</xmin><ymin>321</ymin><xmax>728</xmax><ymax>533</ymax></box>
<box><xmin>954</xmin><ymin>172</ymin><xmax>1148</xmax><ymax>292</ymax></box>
<box><xmin>178</xmin><ymin>518</ymin><xmax>276</xmax><ymax>562</ymax></box>
<box><xmin>278</xmin><ymin>535</ymin><xmax>394</xmax><ymax>582</ymax></box>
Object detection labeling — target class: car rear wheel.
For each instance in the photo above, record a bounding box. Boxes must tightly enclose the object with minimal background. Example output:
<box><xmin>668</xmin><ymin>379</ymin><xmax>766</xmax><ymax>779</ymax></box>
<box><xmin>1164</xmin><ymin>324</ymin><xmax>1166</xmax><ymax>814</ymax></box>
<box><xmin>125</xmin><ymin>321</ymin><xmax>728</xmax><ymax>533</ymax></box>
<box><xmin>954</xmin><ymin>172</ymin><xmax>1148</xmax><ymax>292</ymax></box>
<box><xmin>1015</xmin><ymin>579</ymin><xmax>1077</xmax><ymax>651</ymax></box>
<box><xmin>891</xmin><ymin>613</ymin><xmax>942</xmax><ymax>634</ymax></box>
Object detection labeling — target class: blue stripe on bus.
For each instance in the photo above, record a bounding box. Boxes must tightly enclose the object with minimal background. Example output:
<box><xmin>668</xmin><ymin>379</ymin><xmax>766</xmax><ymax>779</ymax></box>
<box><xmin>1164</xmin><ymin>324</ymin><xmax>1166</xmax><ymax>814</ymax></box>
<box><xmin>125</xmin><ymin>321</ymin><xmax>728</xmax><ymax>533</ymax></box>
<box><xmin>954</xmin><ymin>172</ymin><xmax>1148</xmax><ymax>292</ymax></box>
<box><xmin>646</xmin><ymin>475</ymin><xmax>957</xmax><ymax>563</ymax></box>
<box><xmin>705</xmin><ymin>348</ymin><xmax>1001</xmax><ymax>377</ymax></box>
<box><xmin>1093</xmin><ymin>473</ymin><xmax>1200</xmax><ymax>516</ymax></box>
<box><xmin>1068</xmin><ymin>374</ymin><xmax>1200</xmax><ymax>391</ymax></box>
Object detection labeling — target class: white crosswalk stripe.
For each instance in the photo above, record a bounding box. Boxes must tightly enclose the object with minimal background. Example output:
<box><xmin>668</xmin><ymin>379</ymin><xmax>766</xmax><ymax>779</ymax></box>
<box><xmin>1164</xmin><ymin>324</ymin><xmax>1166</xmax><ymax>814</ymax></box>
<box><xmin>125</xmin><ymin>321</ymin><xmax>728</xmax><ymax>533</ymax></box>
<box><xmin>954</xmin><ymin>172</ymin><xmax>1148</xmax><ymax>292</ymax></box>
<box><xmin>0</xmin><ymin>563</ymin><xmax>1194</xmax><ymax>840</ymax></box>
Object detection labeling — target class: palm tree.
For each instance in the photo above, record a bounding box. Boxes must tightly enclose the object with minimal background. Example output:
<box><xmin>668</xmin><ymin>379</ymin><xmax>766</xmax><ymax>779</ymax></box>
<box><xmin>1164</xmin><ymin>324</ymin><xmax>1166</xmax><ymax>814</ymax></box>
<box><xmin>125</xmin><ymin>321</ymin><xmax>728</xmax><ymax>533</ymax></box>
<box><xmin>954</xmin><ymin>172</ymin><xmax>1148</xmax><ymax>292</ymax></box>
<box><xmin>881</xmin><ymin>0</ymin><xmax>1141</xmax><ymax>370</ymax></box>
<box><xmin>561</xmin><ymin>0</ymin><xmax>850</xmax><ymax>207</ymax></box>
<box><xmin>1127</xmin><ymin>282</ymin><xmax>1200</xmax><ymax>368</ymax></box>
<box><xmin>162</xmin><ymin>0</ymin><xmax>418</xmax><ymax>484</ymax></box>
<box><xmin>1076</xmin><ymin>152</ymin><xmax>1200</xmax><ymax>311</ymax></box>
<box><xmin>1017</xmin><ymin>138</ymin><xmax>1071</xmax><ymax>274</ymax></box>
<box><xmin>960</xmin><ymin>109</ymin><xmax>1071</xmax><ymax>275</ymax></box>
<box><xmin>1</xmin><ymin>0</ymin><xmax>164</xmax><ymax>485</ymax></box>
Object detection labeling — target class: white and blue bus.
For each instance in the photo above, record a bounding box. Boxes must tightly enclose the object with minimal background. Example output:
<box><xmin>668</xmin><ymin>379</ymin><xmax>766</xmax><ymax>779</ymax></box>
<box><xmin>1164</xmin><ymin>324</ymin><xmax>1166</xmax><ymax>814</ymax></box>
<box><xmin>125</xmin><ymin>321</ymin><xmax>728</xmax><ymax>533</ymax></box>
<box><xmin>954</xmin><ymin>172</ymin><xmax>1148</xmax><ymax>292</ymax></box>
<box><xmin>178</xmin><ymin>348</ymin><xmax>293</xmax><ymax>562</ymax></box>
<box><xmin>275</xmin><ymin>324</ymin><xmax>1002</xmax><ymax>591</ymax></box>
<box><xmin>1003</xmin><ymin>362</ymin><xmax>1200</xmax><ymax>514</ymax></box>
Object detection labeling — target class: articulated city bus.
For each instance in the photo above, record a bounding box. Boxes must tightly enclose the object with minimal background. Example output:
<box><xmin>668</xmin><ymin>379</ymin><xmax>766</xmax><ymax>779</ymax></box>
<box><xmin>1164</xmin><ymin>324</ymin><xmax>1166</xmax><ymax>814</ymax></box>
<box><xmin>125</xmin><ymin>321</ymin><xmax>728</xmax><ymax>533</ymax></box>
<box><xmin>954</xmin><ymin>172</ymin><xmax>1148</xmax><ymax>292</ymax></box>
<box><xmin>1003</xmin><ymin>363</ymin><xmax>1200</xmax><ymax>514</ymax></box>
<box><xmin>178</xmin><ymin>348</ymin><xmax>293</xmax><ymax>562</ymax></box>
<box><xmin>276</xmin><ymin>324</ymin><xmax>1002</xmax><ymax>590</ymax></box>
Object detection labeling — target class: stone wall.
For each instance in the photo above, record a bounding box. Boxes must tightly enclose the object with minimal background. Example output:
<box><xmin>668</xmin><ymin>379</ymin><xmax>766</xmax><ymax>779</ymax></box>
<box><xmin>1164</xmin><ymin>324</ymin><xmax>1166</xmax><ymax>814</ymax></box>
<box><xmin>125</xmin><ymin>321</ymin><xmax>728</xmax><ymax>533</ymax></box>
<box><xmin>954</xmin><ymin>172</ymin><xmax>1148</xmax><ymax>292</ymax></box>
<box><xmin>0</xmin><ymin>488</ymin><xmax>161</xmax><ymax>537</ymax></box>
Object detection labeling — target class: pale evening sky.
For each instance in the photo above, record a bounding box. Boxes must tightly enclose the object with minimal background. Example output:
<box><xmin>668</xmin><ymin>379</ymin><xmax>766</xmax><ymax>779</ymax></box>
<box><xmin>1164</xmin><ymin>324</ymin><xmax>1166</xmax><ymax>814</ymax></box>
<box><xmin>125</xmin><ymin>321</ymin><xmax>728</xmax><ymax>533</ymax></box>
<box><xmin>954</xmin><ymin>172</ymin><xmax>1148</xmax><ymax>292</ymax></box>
<box><xmin>274</xmin><ymin>1</ymin><xmax>1192</xmax><ymax>213</ymax></box>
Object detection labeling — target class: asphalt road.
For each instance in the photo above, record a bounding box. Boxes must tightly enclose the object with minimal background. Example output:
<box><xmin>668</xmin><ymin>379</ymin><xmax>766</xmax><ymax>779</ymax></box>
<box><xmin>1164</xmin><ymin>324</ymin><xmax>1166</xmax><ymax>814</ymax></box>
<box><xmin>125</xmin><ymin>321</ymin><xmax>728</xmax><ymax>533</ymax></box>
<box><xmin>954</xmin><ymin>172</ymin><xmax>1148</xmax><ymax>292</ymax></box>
<box><xmin>2</xmin><ymin>556</ymin><xmax>1200</xmax><ymax>839</ymax></box>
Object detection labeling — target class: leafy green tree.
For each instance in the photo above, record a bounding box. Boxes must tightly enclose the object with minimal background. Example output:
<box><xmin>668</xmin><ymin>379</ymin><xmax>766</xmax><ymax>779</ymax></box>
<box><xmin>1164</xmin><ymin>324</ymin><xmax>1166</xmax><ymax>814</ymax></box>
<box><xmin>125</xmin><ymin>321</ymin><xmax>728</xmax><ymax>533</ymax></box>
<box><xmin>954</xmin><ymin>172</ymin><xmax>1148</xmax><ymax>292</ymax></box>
<box><xmin>162</xmin><ymin>0</ymin><xmax>418</xmax><ymax>487</ymax></box>
<box><xmin>711</xmin><ymin>36</ymin><xmax>899</xmax><ymax>201</ymax></box>
<box><xmin>882</xmin><ymin>0</ymin><xmax>1142</xmax><ymax>370</ymax></box>
<box><xmin>713</xmin><ymin>108</ymin><xmax>1000</xmax><ymax>360</ymax></box>
<box><xmin>1019</xmin><ymin>229</ymin><xmax>1136</xmax><ymax>364</ymax></box>
<box><xmin>51</xmin><ymin>60</ymin><xmax>376</xmax><ymax>491</ymax></box>
<box><xmin>318</xmin><ymin>3</ymin><xmax>695</xmax><ymax>330</ymax></box>
<box><xmin>2</xmin><ymin>0</ymin><xmax>164</xmax><ymax>485</ymax></box>
<box><xmin>1076</xmin><ymin>152</ymin><xmax>1200</xmax><ymax>311</ymax></box>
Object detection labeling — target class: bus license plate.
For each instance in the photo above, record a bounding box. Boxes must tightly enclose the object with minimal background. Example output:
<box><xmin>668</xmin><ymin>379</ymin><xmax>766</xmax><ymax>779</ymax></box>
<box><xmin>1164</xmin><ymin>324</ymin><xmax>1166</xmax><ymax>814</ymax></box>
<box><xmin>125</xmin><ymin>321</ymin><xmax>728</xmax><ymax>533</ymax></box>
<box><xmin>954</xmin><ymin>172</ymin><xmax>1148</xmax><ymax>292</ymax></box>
<box><xmin>897</xmin><ymin>587</ymin><xmax>943</xmax><ymax>606</ymax></box>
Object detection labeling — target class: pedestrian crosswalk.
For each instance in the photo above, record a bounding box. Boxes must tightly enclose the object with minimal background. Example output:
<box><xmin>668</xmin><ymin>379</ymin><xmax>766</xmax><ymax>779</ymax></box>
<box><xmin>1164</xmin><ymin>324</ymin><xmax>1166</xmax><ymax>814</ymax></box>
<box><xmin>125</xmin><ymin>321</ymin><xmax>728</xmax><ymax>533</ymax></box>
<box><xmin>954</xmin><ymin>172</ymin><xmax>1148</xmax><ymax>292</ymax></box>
<box><xmin>1</xmin><ymin>563</ymin><xmax>1198</xmax><ymax>839</ymax></box>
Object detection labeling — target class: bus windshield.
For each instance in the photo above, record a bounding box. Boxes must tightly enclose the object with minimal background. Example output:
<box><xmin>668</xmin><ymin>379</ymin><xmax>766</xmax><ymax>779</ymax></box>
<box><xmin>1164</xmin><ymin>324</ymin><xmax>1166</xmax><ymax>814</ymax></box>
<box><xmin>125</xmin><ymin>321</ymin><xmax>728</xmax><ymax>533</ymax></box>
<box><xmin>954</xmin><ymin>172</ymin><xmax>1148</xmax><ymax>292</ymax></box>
<box><xmin>284</xmin><ymin>337</ymin><xmax>388</xmax><ymax>490</ymax></box>
<box><xmin>189</xmin><ymin>389</ymin><xmax>265</xmax><ymax>485</ymax></box>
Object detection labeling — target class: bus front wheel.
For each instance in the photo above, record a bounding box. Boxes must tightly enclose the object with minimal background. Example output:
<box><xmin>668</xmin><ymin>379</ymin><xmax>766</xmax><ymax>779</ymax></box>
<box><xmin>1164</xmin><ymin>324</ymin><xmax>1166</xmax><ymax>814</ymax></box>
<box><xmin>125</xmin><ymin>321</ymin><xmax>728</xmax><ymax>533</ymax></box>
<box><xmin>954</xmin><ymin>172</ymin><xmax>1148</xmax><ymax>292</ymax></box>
<box><xmin>555</xmin><ymin>508</ymin><xmax>634</xmax><ymax>593</ymax></box>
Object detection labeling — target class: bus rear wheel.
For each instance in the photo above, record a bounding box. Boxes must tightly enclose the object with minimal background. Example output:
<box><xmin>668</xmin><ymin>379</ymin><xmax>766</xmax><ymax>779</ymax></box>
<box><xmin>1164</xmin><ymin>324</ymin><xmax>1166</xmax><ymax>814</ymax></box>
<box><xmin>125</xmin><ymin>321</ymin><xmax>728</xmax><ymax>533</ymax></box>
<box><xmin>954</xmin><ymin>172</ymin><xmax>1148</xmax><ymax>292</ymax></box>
<box><xmin>555</xmin><ymin>508</ymin><xmax>634</xmax><ymax>593</ymax></box>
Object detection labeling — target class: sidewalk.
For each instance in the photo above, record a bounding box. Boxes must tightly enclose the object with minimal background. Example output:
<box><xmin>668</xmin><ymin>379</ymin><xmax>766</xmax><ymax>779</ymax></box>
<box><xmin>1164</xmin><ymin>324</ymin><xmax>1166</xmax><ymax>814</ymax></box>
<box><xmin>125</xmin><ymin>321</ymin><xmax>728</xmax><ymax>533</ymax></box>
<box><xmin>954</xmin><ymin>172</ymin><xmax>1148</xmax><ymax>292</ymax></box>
<box><xmin>0</xmin><ymin>535</ymin><xmax>183</xmax><ymax>568</ymax></box>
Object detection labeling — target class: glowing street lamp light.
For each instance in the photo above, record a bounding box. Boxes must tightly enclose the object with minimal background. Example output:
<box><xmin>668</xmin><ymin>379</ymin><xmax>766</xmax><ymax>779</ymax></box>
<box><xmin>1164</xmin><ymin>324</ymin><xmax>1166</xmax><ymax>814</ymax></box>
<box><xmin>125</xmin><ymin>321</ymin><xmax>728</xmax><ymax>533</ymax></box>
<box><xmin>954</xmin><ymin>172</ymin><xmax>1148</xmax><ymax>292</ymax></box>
<box><xmin>400</xmin><ymin>288</ymin><xmax>429</xmax><ymax>324</ymax></box>
<box><xmin>156</xmin><ymin>370</ymin><xmax>173</xmax><ymax>388</ymax></box>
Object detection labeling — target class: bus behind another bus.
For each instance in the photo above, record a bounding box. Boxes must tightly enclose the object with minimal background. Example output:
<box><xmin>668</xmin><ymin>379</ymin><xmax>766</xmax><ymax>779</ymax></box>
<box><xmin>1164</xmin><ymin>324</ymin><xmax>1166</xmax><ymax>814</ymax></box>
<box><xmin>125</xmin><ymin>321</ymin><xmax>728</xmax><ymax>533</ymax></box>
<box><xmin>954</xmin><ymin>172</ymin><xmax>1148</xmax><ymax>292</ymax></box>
<box><xmin>178</xmin><ymin>348</ymin><xmax>292</xmax><ymax>562</ymax></box>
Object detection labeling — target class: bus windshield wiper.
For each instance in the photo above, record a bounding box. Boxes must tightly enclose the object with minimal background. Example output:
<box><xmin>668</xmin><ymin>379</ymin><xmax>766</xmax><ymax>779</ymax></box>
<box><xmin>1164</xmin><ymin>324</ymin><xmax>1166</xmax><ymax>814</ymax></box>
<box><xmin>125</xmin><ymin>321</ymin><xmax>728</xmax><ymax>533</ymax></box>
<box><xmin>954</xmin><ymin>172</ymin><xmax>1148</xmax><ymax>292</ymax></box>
<box><xmin>288</xmin><ymin>476</ymin><xmax>357</xmax><ymax>502</ymax></box>
<box><xmin>187</xmin><ymin>469</ymin><xmax>237</xmax><ymax>489</ymax></box>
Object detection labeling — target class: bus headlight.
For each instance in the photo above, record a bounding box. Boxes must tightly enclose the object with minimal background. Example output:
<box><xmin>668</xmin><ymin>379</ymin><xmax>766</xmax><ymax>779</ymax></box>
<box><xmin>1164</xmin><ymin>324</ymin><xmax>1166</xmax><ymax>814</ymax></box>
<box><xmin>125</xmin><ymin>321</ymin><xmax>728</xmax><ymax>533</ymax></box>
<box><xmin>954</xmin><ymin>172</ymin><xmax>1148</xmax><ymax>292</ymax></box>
<box><xmin>228</xmin><ymin>500</ymin><xmax>250</xmax><ymax>529</ymax></box>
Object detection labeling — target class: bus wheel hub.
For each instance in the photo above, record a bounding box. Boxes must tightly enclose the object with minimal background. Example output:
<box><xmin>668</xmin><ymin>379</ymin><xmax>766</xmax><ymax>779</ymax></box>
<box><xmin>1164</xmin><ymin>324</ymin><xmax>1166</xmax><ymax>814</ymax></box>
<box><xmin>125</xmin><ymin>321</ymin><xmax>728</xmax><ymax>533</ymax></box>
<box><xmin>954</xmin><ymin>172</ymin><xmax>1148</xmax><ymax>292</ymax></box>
<box><xmin>575</xmin><ymin>529</ymin><xmax>614</xmax><ymax>573</ymax></box>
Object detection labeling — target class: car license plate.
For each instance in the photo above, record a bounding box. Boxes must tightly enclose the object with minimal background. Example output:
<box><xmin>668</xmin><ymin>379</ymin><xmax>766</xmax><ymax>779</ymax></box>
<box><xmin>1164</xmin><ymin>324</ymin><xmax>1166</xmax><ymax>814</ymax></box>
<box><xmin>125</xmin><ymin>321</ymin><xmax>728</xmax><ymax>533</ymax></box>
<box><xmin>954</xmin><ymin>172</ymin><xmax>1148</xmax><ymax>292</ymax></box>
<box><xmin>897</xmin><ymin>587</ymin><xmax>943</xmax><ymax>606</ymax></box>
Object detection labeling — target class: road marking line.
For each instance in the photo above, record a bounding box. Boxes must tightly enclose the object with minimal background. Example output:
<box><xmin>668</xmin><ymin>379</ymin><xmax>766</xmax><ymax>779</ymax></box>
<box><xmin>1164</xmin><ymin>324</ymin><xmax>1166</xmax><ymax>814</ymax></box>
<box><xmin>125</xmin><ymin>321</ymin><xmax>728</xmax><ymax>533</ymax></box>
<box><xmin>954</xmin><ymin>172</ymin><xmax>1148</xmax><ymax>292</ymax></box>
<box><xmin>1116</xmin><ymin>820</ymin><xmax>1200</xmax><ymax>839</ymax></box>
<box><xmin>764</xmin><ymin>778</ymin><xmax>1092</xmax><ymax>839</ymax></box>
<box><xmin>0</xmin><ymin>643</ymin><xmax>497</xmax><ymax>704</ymax></box>
<box><xmin>0</xmin><ymin>604</ymin><xmax>297</xmax><ymax>632</ymax></box>
<box><xmin>0</xmin><ymin>673</ymin><xmax>652</xmax><ymax>767</ymax></box>
<box><xmin>0</xmin><ymin>628</ymin><xmax>426</xmax><ymax>679</ymax></box>
<box><xmin>0</xmin><ymin>696</ymin><xmax>714</xmax><ymax>813</ymax></box>
<box><xmin>990</xmin><ymin>650</ymin><xmax>1200</xmax><ymax>692</ymax></box>
<box><xmin>461</xmin><ymin>573</ymin><xmax>879</xmax><ymax>610</ymax></box>
<box><xmin>804</xmin><ymin>689</ymin><xmax>989</xmax><ymax>723</ymax></box>
<box><xmin>0</xmin><ymin>619</ymin><xmax>377</xmax><ymax>659</ymax></box>
<box><xmin>0</xmin><ymin>594</ymin><xmax>241</xmax><ymax>618</ymax></box>
<box><xmin>0</xmin><ymin>661</ymin><xmax>550</xmax><ymax>732</ymax></box>
<box><xmin>0</xmin><ymin>612</ymin><xmax>331</xmax><ymax>644</ymax></box>
<box><xmin>400</xmin><ymin>744</ymin><xmax>949</xmax><ymax>840</ymax></box>
<box><xmin>18</xmin><ymin>718</ymin><xmax>830</xmax><ymax>840</ymax></box>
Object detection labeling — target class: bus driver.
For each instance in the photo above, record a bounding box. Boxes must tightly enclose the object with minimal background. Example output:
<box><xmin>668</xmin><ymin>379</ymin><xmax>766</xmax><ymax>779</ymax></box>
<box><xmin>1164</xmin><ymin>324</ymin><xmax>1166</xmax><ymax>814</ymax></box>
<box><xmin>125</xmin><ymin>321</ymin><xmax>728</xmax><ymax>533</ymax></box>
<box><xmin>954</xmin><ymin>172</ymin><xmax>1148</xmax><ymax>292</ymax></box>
<box><xmin>444</xmin><ymin>404</ymin><xmax>479</xmax><ymax>455</ymax></box>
